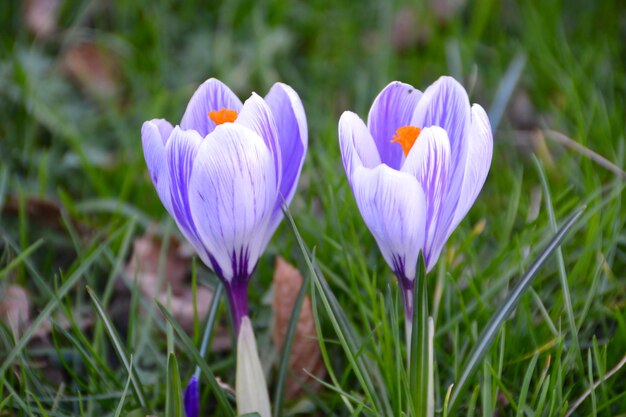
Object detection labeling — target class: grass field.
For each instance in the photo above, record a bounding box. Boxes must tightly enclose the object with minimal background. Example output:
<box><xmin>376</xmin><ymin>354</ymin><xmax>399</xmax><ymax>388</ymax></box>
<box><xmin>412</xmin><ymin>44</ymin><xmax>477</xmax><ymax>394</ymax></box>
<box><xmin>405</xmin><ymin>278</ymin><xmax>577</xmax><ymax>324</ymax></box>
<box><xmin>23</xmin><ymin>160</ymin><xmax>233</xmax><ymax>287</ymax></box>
<box><xmin>1</xmin><ymin>0</ymin><xmax>625</xmax><ymax>416</ymax></box>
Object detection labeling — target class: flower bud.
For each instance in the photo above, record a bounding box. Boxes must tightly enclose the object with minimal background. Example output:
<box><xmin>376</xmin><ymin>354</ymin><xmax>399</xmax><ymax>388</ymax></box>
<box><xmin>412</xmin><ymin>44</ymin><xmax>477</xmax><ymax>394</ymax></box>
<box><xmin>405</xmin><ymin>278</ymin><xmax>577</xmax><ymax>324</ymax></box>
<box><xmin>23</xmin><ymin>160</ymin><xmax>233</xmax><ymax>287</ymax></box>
<box><xmin>183</xmin><ymin>375</ymin><xmax>199</xmax><ymax>417</ymax></box>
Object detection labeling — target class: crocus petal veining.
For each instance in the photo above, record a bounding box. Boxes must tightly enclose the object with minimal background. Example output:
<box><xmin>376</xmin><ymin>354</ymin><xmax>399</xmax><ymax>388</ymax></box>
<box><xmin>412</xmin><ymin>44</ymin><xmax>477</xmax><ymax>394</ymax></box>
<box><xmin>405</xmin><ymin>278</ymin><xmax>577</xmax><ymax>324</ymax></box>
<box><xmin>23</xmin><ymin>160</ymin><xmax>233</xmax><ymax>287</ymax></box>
<box><xmin>142</xmin><ymin>119</ymin><xmax>173</xmax><ymax>213</ymax></box>
<box><xmin>181</xmin><ymin>78</ymin><xmax>243</xmax><ymax>136</ymax></box>
<box><xmin>339</xmin><ymin>75</ymin><xmax>492</xmax><ymax>315</ymax></box>
<box><xmin>400</xmin><ymin>126</ymin><xmax>452</xmax><ymax>269</ymax></box>
<box><xmin>141</xmin><ymin>78</ymin><xmax>307</xmax><ymax>332</ymax></box>
<box><xmin>264</xmin><ymin>83</ymin><xmax>308</xmax><ymax>238</ymax></box>
<box><xmin>188</xmin><ymin>123</ymin><xmax>277</xmax><ymax>282</ymax></box>
<box><xmin>351</xmin><ymin>164</ymin><xmax>427</xmax><ymax>287</ymax></box>
<box><xmin>450</xmin><ymin>104</ymin><xmax>493</xmax><ymax>231</ymax></box>
<box><xmin>367</xmin><ymin>81</ymin><xmax>423</xmax><ymax>170</ymax></box>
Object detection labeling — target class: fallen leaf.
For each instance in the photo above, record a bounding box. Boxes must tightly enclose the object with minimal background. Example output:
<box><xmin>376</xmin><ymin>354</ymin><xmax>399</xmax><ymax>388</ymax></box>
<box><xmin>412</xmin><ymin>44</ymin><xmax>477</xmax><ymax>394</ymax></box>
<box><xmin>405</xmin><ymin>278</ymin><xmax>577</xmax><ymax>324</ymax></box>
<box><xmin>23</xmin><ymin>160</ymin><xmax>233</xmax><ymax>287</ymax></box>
<box><xmin>23</xmin><ymin>0</ymin><xmax>60</xmax><ymax>38</ymax></box>
<box><xmin>124</xmin><ymin>231</ymin><xmax>214</xmax><ymax>333</ymax></box>
<box><xmin>0</xmin><ymin>285</ymin><xmax>30</xmax><ymax>337</ymax></box>
<box><xmin>429</xmin><ymin>0</ymin><xmax>467</xmax><ymax>23</ymax></box>
<box><xmin>32</xmin><ymin>310</ymin><xmax>93</xmax><ymax>340</ymax></box>
<box><xmin>392</xmin><ymin>6</ymin><xmax>418</xmax><ymax>52</ymax></box>
<box><xmin>61</xmin><ymin>42</ymin><xmax>122</xmax><ymax>100</ymax></box>
<box><xmin>0</xmin><ymin>285</ymin><xmax>90</xmax><ymax>387</ymax></box>
<box><xmin>125</xmin><ymin>233</ymin><xmax>191</xmax><ymax>295</ymax></box>
<box><xmin>2</xmin><ymin>195</ymin><xmax>90</xmax><ymax>236</ymax></box>
<box><xmin>392</xmin><ymin>6</ymin><xmax>433</xmax><ymax>52</ymax></box>
<box><xmin>272</xmin><ymin>257</ymin><xmax>325</xmax><ymax>400</ymax></box>
<box><xmin>508</xmin><ymin>89</ymin><xmax>538</xmax><ymax>130</ymax></box>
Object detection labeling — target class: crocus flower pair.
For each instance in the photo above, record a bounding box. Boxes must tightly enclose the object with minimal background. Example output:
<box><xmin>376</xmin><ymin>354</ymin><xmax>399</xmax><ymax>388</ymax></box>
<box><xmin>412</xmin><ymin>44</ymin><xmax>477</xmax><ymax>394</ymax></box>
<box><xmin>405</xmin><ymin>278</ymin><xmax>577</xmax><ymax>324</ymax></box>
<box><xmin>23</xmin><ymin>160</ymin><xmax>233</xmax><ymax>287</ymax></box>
<box><xmin>141</xmin><ymin>75</ymin><xmax>492</xmax><ymax>417</ymax></box>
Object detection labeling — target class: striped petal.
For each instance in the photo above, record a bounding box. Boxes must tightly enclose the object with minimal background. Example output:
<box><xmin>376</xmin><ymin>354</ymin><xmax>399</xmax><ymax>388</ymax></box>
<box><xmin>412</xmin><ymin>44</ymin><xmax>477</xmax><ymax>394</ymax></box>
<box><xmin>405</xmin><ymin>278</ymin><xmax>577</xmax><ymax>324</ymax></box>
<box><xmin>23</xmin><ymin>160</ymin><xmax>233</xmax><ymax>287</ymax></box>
<box><xmin>368</xmin><ymin>81</ymin><xmax>422</xmax><ymax>170</ymax></box>
<box><xmin>450</xmin><ymin>104</ymin><xmax>493</xmax><ymax>232</ymax></box>
<box><xmin>142</xmin><ymin>119</ymin><xmax>173</xmax><ymax>213</ymax></box>
<box><xmin>181</xmin><ymin>78</ymin><xmax>243</xmax><ymax>137</ymax></box>
<box><xmin>339</xmin><ymin>111</ymin><xmax>381</xmax><ymax>183</ymax></box>
<box><xmin>401</xmin><ymin>126</ymin><xmax>451</xmax><ymax>272</ymax></box>
<box><xmin>188</xmin><ymin>124</ymin><xmax>276</xmax><ymax>282</ymax></box>
<box><xmin>264</xmin><ymin>83</ymin><xmax>308</xmax><ymax>235</ymax></box>
<box><xmin>351</xmin><ymin>164</ymin><xmax>427</xmax><ymax>281</ymax></box>
<box><xmin>165</xmin><ymin>127</ymin><xmax>205</xmax><ymax>255</ymax></box>
<box><xmin>236</xmin><ymin>93</ymin><xmax>282</xmax><ymax>192</ymax></box>
<box><xmin>411</xmin><ymin>76</ymin><xmax>470</xmax><ymax>177</ymax></box>
<box><xmin>411</xmin><ymin>76</ymin><xmax>471</xmax><ymax>266</ymax></box>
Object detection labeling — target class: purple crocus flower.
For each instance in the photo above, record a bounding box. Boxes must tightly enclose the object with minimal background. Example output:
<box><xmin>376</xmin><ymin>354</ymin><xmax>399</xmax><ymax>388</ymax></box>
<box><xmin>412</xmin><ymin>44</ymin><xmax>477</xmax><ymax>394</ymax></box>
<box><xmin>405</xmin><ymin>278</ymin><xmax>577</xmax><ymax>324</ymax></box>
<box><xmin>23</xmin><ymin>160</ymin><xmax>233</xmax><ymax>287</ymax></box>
<box><xmin>339</xmin><ymin>76</ymin><xmax>492</xmax><ymax>316</ymax></box>
<box><xmin>142</xmin><ymin>78</ymin><xmax>307</xmax><ymax>332</ymax></box>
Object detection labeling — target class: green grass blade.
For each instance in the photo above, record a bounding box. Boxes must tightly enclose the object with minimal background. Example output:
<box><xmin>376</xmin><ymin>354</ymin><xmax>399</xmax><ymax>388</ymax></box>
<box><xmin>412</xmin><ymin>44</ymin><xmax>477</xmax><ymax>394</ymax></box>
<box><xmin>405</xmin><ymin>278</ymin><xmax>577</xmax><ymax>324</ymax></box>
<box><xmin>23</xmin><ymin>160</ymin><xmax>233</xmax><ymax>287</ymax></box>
<box><xmin>272</xmin><ymin>267</ymin><xmax>309</xmax><ymax>417</ymax></box>
<box><xmin>310</xmin><ymin>277</ymin><xmax>356</xmax><ymax>413</ymax></box>
<box><xmin>195</xmin><ymin>282</ymin><xmax>224</xmax><ymax>378</ymax></box>
<box><xmin>113</xmin><ymin>355</ymin><xmax>135</xmax><ymax>417</ymax></box>
<box><xmin>0</xmin><ymin>166</ymin><xmax>8</xmax><ymax>211</ymax></box>
<box><xmin>156</xmin><ymin>301</ymin><xmax>236</xmax><ymax>417</ymax></box>
<box><xmin>409</xmin><ymin>253</ymin><xmax>429</xmax><ymax>417</ymax></box>
<box><xmin>0</xmin><ymin>226</ymin><xmax>124</xmax><ymax>379</ymax></box>
<box><xmin>309</xmin><ymin>254</ymin><xmax>380</xmax><ymax>414</ymax></box>
<box><xmin>166</xmin><ymin>353</ymin><xmax>185</xmax><ymax>417</ymax></box>
<box><xmin>488</xmin><ymin>52</ymin><xmax>526</xmax><ymax>130</ymax></box>
<box><xmin>283</xmin><ymin>207</ymin><xmax>389</xmax><ymax>415</ymax></box>
<box><xmin>534</xmin><ymin>155</ymin><xmax>583</xmax><ymax>370</ymax></box>
<box><xmin>0</xmin><ymin>238</ymin><xmax>44</xmax><ymax>280</ymax></box>
<box><xmin>515</xmin><ymin>354</ymin><xmax>539</xmax><ymax>417</ymax></box>
<box><xmin>447</xmin><ymin>205</ymin><xmax>585</xmax><ymax>414</ymax></box>
<box><xmin>86</xmin><ymin>286</ymin><xmax>147</xmax><ymax>410</ymax></box>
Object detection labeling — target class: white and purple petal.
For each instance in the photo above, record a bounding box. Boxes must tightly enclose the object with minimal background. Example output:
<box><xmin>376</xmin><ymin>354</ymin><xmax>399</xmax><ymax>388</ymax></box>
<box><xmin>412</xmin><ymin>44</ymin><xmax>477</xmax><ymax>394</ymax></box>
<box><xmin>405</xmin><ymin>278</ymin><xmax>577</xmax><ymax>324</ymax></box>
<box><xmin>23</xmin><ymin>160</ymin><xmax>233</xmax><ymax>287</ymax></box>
<box><xmin>339</xmin><ymin>111</ymin><xmax>381</xmax><ymax>182</ymax></box>
<box><xmin>188</xmin><ymin>123</ymin><xmax>277</xmax><ymax>282</ymax></box>
<box><xmin>401</xmin><ymin>126</ymin><xmax>451</xmax><ymax>272</ymax></box>
<box><xmin>264</xmin><ymin>83</ymin><xmax>308</xmax><ymax>233</ymax></box>
<box><xmin>236</xmin><ymin>93</ymin><xmax>282</xmax><ymax>191</ymax></box>
<box><xmin>142</xmin><ymin>119</ymin><xmax>173</xmax><ymax>213</ymax></box>
<box><xmin>411</xmin><ymin>76</ymin><xmax>472</xmax><ymax>258</ymax></box>
<box><xmin>351</xmin><ymin>164</ymin><xmax>427</xmax><ymax>282</ymax></box>
<box><xmin>367</xmin><ymin>81</ymin><xmax>422</xmax><ymax>170</ymax></box>
<box><xmin>180</xmin><ymin>78</ymin><xmax>243</xmax><ymax>137</ymax></box>
<box><xmin>449</xmin><ymin>104</ymin><xmax>493</xmax><ymax>233</ymax></box>
<box><xmin>411</xmin><ymin>76</ymin><xmax>470</xmax><ymax>175</ymax></box>
<box><xmin>165</xmin><ymin>127</ymin><xmax>205</xmax><ymax>252</ymax></box>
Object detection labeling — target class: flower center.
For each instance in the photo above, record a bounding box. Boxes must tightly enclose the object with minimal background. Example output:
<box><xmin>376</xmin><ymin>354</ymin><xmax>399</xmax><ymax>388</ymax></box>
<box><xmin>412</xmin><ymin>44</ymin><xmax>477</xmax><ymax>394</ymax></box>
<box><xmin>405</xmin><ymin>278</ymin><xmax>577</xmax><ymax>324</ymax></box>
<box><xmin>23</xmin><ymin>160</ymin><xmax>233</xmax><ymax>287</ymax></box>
<box><xmin>390</xmin><ymin>126</ymin><xmax>421</xmax><ymax>156</ymax></box>
<box><xmin>208</xmin><ymin>108</ymin><xmax>238</xmax><ymax>125</ymax></box>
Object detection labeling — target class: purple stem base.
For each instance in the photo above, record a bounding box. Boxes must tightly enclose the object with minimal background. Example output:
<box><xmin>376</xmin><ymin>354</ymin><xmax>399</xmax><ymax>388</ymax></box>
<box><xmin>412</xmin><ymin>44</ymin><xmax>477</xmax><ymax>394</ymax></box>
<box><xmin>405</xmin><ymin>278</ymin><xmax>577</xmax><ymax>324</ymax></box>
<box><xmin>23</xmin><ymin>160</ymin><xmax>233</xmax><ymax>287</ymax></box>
<box><xmin>225</xmin><ymin>279</ymin><xmax>249</xmax><ymax>334</ymax></box>
<box><xmin>397</xmin><ymin>273</ymin><xmax>414</xmax><ymax>320</ymax></box>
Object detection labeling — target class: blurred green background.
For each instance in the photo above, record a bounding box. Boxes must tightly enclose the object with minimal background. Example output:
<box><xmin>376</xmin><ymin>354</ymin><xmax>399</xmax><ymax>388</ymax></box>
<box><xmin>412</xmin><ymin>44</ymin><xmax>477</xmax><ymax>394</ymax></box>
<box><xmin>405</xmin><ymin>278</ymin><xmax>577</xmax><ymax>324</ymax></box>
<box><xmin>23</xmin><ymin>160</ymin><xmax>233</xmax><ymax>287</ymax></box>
<box><xmin>1</xmin><ymin>0</ymin><xmax>625</xmax><ymax>416</ymax></box>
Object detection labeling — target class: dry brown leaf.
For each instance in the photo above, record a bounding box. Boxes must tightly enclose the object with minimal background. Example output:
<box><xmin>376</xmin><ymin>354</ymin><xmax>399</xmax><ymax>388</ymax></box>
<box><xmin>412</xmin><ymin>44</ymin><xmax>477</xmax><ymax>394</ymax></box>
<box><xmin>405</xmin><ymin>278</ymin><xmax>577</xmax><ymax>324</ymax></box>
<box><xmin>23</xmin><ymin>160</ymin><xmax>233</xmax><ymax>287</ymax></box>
<box><xmin>392</xmin><ymin>6</ymin><xmax>418</xmax><ymax>52</ymax></box>
<box><xmin>23</xmin><ymin>0</ymin><xmax>60</xmax><ymax>38</ymax></box>
<box><xmin>61</xmin><ymin>42</ymin><xmax>121</xmax><ymax>100</ymax></box>
<box><xmin>508</xmin><ymin>90</ymin><xmax>538</xmax><ymax>130</ymax></box>
<box><xmin>429</xmin><ymin>0</ymin><xmax>467</xmax><ymax>23</ymax></box>
<box><xmin>33</xmin><ymin>310</ymin><xmax>93</xmax><ymax>340</ymax></box>
<box><xmin>391</xmin><ymin>6</ymin><xmax>433</xmax><ymax>52</ymax></box>
<box><xmin>272</xmin><ymin>257</ymin><xmax>325</xmax><ymax>400</ymax></box>
<box><xmin>0</xmin><ymin>285</ymin><xmax>30</xmax><ymax>337</ymax></box>
<box><xmin>125</xmin><ymin>233</ymin><xmax>191</xmax><ymax>295</ymax></box>
<box><xmin>124</xmin><ymin>231</ymin><xmax>214</xmax><ymax>333</ymax></box>
<box><xmin>2</xmin><ymin>195</ymin><xmax>89</xmax><ymax>235</ymax></box>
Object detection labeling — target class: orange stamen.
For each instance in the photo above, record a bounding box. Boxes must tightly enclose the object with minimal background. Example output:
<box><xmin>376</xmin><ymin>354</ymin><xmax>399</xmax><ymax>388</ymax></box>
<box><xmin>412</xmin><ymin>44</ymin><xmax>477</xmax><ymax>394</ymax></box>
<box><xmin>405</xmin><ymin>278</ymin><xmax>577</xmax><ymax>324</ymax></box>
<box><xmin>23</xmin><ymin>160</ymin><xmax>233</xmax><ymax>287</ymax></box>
<box><xmin>208</xmin><ymin>108</ymin><xmax>238</xmax><ymax>125</ymax></box>
<box><xmin>390</xmin><ymin>126</ymin><xmax>421</xmax><ymax>156</ymax></box>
